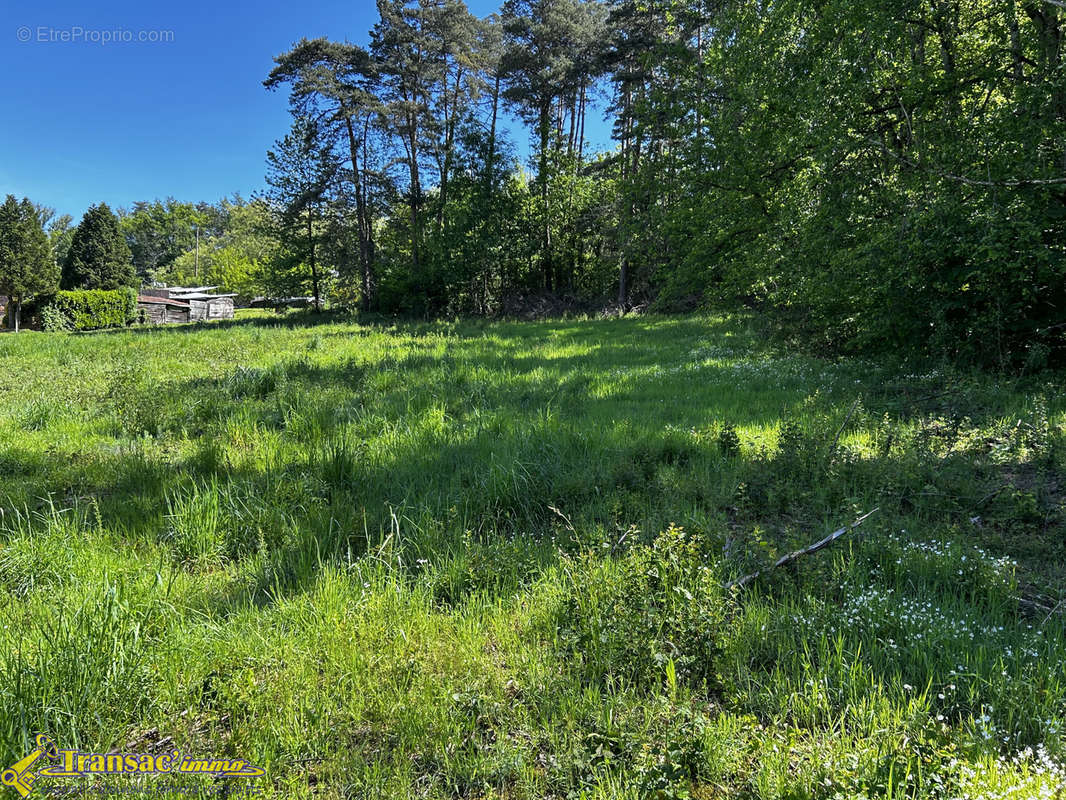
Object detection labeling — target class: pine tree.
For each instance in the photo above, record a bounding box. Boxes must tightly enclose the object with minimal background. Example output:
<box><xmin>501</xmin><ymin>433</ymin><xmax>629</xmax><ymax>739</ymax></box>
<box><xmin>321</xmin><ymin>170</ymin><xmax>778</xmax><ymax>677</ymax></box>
<box><xmin>0</xmin><ymin>195</ymin><xmax>59</xmax><ymax>331</ymax></box>
<box><xmin>266</xmin><ymin>37</ymin><xmax>384</xmax><ymax>310</ymax></box>
<box><xmin>62</xmin><ymin>203</ymin><xmax>136</xmax><ymax>290</ymax></box>
<box><xmin>263</xmin><ymin>118</ymin><xmax>339</xmax><ymax>312</ymax></box>
<box><xmin>500</xmin><ymin>0</ymin><xmax>605</xmax><ymax>292</ymax></box>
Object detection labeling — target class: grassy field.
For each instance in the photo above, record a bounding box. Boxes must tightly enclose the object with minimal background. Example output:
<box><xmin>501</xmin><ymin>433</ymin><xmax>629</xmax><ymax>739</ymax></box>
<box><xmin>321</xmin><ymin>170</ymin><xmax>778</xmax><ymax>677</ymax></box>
<box><xmin>0</xmin><ymin>311</ymin><xmax>1063</xmax><ymax>798</ymax></box>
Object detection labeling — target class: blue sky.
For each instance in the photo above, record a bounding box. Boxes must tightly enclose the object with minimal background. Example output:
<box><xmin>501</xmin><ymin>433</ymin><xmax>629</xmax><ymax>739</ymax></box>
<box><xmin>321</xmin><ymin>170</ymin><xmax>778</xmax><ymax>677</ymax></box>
<box><xmin>0</xmin><ymin>0</ymin><xmax>613</xmax><ymax>221</ymax></box>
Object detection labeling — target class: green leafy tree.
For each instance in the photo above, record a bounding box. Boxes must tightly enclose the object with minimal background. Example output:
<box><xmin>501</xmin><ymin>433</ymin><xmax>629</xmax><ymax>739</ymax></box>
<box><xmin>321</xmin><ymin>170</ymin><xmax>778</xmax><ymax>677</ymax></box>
<box><xmin>62</xmin><ymin>203</ymin><xmax>136</xmax><ymax>290</ymax></box>
<box><xmin>47</xmin><ymin>213</ymin><xmax>76</xmax><ymax>268</ymax></box>
<box><xmin>120</xmin><ymin>199</ymin><xmax>201</xmax><ymax>283</ymax></box>
<box><xmin>500</xmin><ymin>0</ymin><xmax>605</xmax><ymax>291</ymax></box>
<box><xmin>166</xmin><ymin>199</ymin><xmax>279</xmax><ymax>298</ymax></box>
<box><xmin>0</xmin><ymin>195</ymin><xmax>59</xmax><ymax>331</ymax></box>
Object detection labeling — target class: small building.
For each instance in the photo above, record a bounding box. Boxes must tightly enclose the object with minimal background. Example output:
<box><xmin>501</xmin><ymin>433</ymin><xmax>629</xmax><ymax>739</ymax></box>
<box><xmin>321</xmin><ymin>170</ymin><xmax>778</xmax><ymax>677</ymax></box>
<box><xmin>175</xmin><ymin>294</ymin><xmax>236</xmax><ymax>322</ymax></box>
<box><xmin>137</xmin><ymin>295</ymin><xmax>191</xmax><ymax>325</ymax></box>
<box><xmin>143</xmin><ymin>286</ymin><xmax>236</xmax><ymax>322</ymax></box>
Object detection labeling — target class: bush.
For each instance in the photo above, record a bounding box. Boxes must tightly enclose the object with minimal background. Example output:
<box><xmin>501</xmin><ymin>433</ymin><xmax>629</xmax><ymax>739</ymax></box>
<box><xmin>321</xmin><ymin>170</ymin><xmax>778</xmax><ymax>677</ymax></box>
<box><xmin>40</xmin><ymin>288</ymin><xmax>137</xmax><ymax>331</ymax></box>
<box><xmin>549</xmin><ymin>524</ymin><xmax>729</xmax><ymax>689</ymax></box>
<box><xmin>39</xmin><ymin>305</ymin><xmax>73</xmax><ymax>333</ymax></box>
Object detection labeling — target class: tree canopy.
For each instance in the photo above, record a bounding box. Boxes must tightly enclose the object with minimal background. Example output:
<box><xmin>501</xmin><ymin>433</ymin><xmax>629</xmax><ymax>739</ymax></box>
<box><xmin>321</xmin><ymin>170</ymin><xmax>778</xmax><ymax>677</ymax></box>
<box><xmin>254</xmin><ymin>0</ymin><xmax>1065</xmax><ymax>365</ymax></box>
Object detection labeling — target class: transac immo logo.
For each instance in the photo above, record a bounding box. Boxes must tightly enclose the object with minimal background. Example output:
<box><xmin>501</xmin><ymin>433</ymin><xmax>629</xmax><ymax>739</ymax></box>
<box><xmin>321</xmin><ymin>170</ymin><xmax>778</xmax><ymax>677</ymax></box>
<box><xmin>2</xmin><ymin>734</ymin><xmax>264</xmax><ymax>797</ymax></box>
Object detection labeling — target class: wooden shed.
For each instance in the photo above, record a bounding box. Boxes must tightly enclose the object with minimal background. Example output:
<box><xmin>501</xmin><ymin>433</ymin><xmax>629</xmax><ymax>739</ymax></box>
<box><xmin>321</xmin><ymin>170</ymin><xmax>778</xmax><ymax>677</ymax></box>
<box><xmin>147</xmin><ymin>287</ymin><xmax>237</xmax><ymax>322</ymax></box>
<box><xmin>137</xmin><ymin>295</ymin><xmax>191</xmax><ymax>325</ymax></box>
<box><xmin>177</xmin><ymin>294</ymin><xmax>237</xmax><ymax>322</ymax></box>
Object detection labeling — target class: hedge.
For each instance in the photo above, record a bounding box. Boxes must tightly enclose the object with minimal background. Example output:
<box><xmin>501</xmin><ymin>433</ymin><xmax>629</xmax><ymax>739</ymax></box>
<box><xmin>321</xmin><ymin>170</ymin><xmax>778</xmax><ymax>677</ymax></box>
<box><xmin>41</xmin><ymin>288</ymin><xmax>137</xmax><ymax>331</ymax></box>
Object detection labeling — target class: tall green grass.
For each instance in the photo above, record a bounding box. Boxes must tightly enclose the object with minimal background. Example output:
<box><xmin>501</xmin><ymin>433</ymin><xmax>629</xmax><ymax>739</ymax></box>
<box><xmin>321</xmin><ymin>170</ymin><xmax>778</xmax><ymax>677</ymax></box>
<box><xmin>0</xmin><ymin>310</ymin><xmax>1062</xmax><ymax>798</ymax></box>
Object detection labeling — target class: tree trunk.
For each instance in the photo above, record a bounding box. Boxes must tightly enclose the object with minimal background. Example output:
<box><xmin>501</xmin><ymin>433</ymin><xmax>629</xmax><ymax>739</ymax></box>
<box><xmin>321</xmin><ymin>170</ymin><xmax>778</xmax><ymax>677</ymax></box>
<box><xmin>362</xmin><ymin>120</ymin><xmax>376</xmax><ymax>304</ymax></box>
<box><xmin>539</xmin><ymin>99</ymin><xmax>553</xmax><ymax>293</ymax></box>
<box><xmin>409</xmin><ymin>123</ymin><xmax>422</xmax><ymax>275</ymax></box>
<box><xmin>438</xmin><ymin>66</ymin><xmax>464</xmax><ymax>237</ymax></box>
<box><xmin>344</xmin><ymin>115</ymin><xmax>375</xmax><ymax>311</ymax></box>
<box><xmin>486</xmin><ymin>74</ymin><xmax>500</xmax><ymax>187</ymax></box>
<box><xmin>308</xmin><ymin>206</ymin><xmax>320</xmax><ymax>312</ymax></box>
<box><xmin>578</xmin><ymin>83</ymin><xmax>586</xmax><ymax>163</ymax></box>
<box><xmin>399</xmin><ymin>83</ymin><xmax>423</xmax><ymax>278</ymax></box>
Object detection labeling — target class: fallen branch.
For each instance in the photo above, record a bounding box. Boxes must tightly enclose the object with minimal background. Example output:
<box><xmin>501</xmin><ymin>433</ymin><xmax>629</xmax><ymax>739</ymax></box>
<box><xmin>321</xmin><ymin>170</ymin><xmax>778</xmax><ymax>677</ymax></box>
<box><xmin>724</xmin><ymin>508</ymin><xmax>880</xmax><ymax>591</ymax></box>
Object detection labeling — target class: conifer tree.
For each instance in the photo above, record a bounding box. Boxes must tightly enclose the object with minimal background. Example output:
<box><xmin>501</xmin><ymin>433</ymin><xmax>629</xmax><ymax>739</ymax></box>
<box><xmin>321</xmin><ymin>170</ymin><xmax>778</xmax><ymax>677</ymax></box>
<box><xmin>0</xmin><ymin>195</ymin><xmax>59</xmax><ymax>331</ymax></box>
<box><xmin>62</xmin><ymin>203</ymin><xmax>136</xmax><ymax>290</ymax></box>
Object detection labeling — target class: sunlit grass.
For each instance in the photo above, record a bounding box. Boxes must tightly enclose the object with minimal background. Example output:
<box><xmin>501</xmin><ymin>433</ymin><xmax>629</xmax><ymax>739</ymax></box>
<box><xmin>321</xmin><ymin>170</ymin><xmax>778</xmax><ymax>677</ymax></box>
<box><xmin>0</xmin><ymin>310</ymin><xmax>1062</xmax><ymax>798</ymax></box>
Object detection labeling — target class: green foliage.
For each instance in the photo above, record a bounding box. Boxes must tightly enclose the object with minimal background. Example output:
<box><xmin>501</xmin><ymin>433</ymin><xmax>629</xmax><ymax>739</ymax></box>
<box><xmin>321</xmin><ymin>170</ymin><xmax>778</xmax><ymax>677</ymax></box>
<box><xmin>0</xmin><ymin>572</ymin><xmax>160</xmax><ymax>760</ymax></box>
<box><xmin>164</xmin><ymin>200</ymin><xmax>277</xmax><ymax>298</ymax></box>
<box><xmin>715</xmin><ymin>422</ymin><xmax>741</xmax><ymax>457</ymax></box>
<box><xmin>0</xmin><ymin>194</ymin><xmax>59</xmax><ymax>330</ymax></box>
<box><xmin>42</xmin><ymin>288</ymin><xmax>137</xmax><ymax>331</ymax></box>
<box><xmin>39</xmin><ymin>304</ymin><xmax>74</xmax><ymax>332</ymax></box>
<box><xmin>255</xmin><ymin>0</ymin><xmax>1066</xmax><ymax>365</ymax></box>
<box><xmin>120</xmin><ymin>198</ymin><xmax>202</xmax><ymax>283</ymax></box>
<box><xmin>62</xmin><ymin>203</ymin><xmax>136</xmax><ymax>290</ymax></box>
<box><xmin>551</xmin><ymin>524</ymin><xmax>728</xmax><ymax>688</ymax></box>
<box><xmin>0</xmin><ymin>311</ymin><xmax>1063</xmax><ymax>795</ymax></box>
<box><xmin>46</xmin><ymin>213</ymin><xmax>75</xmax><ymax>268</ymax></box>
<box><xmin>610</xmin><ymin>0</ymin><xmax>1066</xmax><ymax>366</ymax></box>
<box><xmin>262</xmin><ymin>118</ymin><xmax>338</xmax><ymax>311</ymax></box>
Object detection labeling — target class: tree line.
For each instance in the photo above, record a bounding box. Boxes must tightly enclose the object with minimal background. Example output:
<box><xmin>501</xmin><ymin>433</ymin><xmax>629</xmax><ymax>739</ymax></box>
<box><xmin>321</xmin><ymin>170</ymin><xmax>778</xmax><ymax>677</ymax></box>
<box><xmin>3</xmin><ymin>0</ymin><xmax>1064</xmax><ymax>365</ymax></box>
<box><xmin>261</xmin><ymin>0</ymin><xmax>1066</xmax><ymax>365</ymax></box>
<box><xmin>0</xmin><ymin>196</ymin><xmax>279</xmax><ymax>329</ymax></box>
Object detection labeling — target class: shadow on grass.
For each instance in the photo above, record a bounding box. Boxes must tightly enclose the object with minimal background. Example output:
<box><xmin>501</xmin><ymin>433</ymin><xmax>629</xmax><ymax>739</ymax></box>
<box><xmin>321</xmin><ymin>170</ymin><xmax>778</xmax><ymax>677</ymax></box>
<box><xmin>1</xmin><ymin>313</ymin><xmax>1060</xmax><ymax>614</ymax></box>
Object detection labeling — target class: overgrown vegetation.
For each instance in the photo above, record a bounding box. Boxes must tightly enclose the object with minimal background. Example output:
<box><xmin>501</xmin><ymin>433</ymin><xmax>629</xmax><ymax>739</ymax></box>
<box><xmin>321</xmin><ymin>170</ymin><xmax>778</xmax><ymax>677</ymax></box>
<box><xmin>39</xmin><ymin>288</ymin><xmax>138</xmax><ymax>331</ymax></box>
<box><xmin>0</xmin><ymin>312</ymin><xmax>1062</xmax><ymax>797</ymax></box>
<box><xmin>252</xmin><ymin>0</ymin><xmax>1066</xmax><ymax>367</ymax></box>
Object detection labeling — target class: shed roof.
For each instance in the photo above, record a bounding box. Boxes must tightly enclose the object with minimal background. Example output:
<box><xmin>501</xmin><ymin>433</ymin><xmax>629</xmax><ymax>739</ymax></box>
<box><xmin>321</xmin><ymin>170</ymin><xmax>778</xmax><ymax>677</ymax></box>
<box><xmin>137</xmin><ymin>295</ymin><xmax>190</xmax><ymax>308</ymax></box>
<box><xmin>167</xmin><ymin>286</ymin><xmax>219</xmax><ymax>294</ymax></box>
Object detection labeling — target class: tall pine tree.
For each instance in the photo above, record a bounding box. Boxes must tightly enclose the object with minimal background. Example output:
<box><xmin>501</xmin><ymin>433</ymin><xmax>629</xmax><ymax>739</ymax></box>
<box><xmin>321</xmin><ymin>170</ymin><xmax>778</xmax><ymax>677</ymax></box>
<box><xmin>263</xmin><ymin>117</ymin><xmax>340</xmax><ymax>312</ymax></box>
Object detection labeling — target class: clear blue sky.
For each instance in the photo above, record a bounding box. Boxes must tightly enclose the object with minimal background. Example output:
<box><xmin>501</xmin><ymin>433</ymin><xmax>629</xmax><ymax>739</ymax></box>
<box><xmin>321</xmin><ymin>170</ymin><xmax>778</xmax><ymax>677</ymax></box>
<box><xmin>0</xmin><ymin>0</ymin><xmax>613</xmax><ymax>222</ymax></box>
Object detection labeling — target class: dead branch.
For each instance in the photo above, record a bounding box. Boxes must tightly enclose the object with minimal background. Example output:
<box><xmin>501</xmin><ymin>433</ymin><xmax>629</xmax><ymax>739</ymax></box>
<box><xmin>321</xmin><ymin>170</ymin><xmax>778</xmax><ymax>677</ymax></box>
<box><xmin>1018</xmin><ymin>593</ymin><xmax>1066</xmax><ymax>621</ymax></box>
<box><xmin>724</xmin><ymin>508</ymin><xmax>880</xmax><ymax>591</ymax></box>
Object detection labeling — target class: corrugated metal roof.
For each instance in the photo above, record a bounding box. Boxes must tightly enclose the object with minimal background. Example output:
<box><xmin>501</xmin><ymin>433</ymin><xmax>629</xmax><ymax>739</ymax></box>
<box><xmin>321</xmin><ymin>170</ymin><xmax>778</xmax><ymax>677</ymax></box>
<box><xmin>137</xmin><ymin>295</ymin><xmax>190</xmax><ymax>308</ymax></box>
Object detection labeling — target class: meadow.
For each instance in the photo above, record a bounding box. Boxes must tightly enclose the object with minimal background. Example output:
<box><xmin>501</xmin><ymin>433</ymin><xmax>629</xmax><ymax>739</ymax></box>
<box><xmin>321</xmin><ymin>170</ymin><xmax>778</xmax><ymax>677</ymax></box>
<box><xmin>0</xmin><ymin>311</ymin><xmax>1063</xmax><ymax>799</ymax></box>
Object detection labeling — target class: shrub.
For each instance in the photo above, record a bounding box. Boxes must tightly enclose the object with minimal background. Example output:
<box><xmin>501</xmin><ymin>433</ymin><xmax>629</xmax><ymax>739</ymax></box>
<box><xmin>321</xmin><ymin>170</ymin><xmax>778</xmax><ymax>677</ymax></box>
<box><xmin>40</xmin><ymin>288</ymin><xmax>137</xmax><ymax>331</ymax></box>
<box><xmin>106</xmin><ymin>363</ymin><xmax>170</xmax><ymax>437</ymax></box>
<box><xmin>39</xmin><ymin>304</ymin><xmax>74</xmax><ymax>332</ymax></box>
<box><xmin>549</xmin><ymin>524</ymin><xmax>729</xmax><ymax>689</ymax></box>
